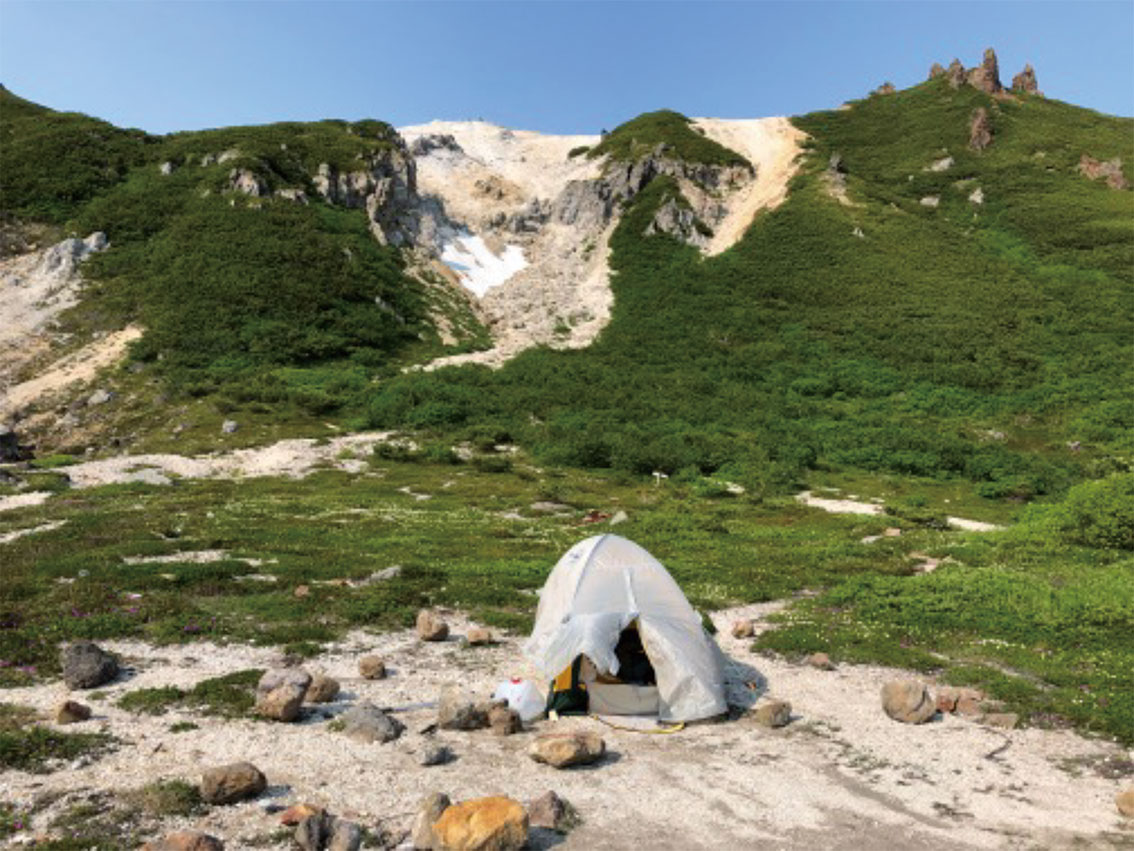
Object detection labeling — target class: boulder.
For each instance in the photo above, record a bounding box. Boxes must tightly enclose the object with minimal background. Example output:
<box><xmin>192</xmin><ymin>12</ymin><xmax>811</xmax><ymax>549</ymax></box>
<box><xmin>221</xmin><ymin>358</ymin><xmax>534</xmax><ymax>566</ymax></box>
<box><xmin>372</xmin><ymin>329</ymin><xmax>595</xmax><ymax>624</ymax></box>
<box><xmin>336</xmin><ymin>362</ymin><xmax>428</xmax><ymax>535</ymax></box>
<box><xmin>881</xmin><ymin>680</ymin><xmax>936</xmax><ymax>724</ymax></box>
<box><xmin>200</xmin><ymin>761</ymin><xmax>266</xmax><ymax>805</ymax></box>
<box><xmin>528</xmin><ymin>731</ymin><xmax>605</xmax><ymax>768</ymax></box>
<box><xmin>295</xmin><ymin>812</ymin><xmax>333</xmax><ymax>851</ymax></box>
<box><xmin>969</xmin><ymin>107</ymin><xmax>993</xmax><ymax>152</ymax></box>
<box><xmin>730</xmin><ymin>619</ymin><xmax>755</xmax><ymax>639</ymax></box>
<box><xmin>256</xmin><ymin>668</ymin><xmax>311</xmax><ymax>722</ymax></box>
<box><xmin>806</xmin><ymin>652</ymin><xmax>835</xmax><ymax>671</ymax></box>
<box><xmin>55</xmin><ymin>700</ymin><xmax>91</xmax><ymax>724</ymax></box>
<box><xmin>142</xmin><ymin>831</ymin><xmax>225</xmax><ymax>851</ymax></box>
<box><xmin>433</xmin><ymin>796</ymin><xmax>528</xmax><ymax>851</ymax></box>
<box><xmin>488</xmin><ymin>704</ymin><xmax>522</xmax><ymax>736</ymax></box>
<box><xmin>61</xmin><ymin>641</ymin><xmax>119</xmax><ymax>689</ymax></box>
<box><xmin>1012</xmin><ymin>63</ymin><xmax>1040</xmax><ymax>95</ymax></box>
<box><xmin>466</xmin><ymin>627</ymin><xmax>492</xmax><ymax>646</ymax></box>
<box><xmin>752</xmin><ymin>700</ymin><xmax>792</xmax><ymax>728</ymax></box>
<box><xmin>221</xmin><ymin>419</ymin><xmax>238</xmax><ymax>434</ymax></box>
<box><xmin>967</xmin><ymin>47</ymin><xmax>1002</xmax><ymax>94</ymax></box>
<box><xmin>417</xmin><ymin>609</ymin><xmax>450</xmax><ymax>641</ymax></box>
<box><xmin>437</xmin><ymin>685</ymin><xmax>489</xmax><ymax>730</ymax></box>
<box><xmin>358</xmin><ymin>655</ymin><xmax>387</xmax><ymax>679</ymax></box>
<box><xmin>1117</xmin><ymin>785</ymin><xmax>1134</xmax><ymax>817</ymax></box>
<box><xmin>339</xmin><ymin>701</ymin><xmax>405</xmax><ymax>743</ymax></box>
<box><xmin>411</xmin><ymin>792</ymin><xmax>451</xmax><ymax>850</ymax></box>
<box><xmin>526</xmin><ymin>790</ymin><xmax>577</xmax><ymax>832</ymax></box>
<box><xmin>305</xmin><ymin>673</ymin><xmax>340</xmax><ymax>703</ymax></box>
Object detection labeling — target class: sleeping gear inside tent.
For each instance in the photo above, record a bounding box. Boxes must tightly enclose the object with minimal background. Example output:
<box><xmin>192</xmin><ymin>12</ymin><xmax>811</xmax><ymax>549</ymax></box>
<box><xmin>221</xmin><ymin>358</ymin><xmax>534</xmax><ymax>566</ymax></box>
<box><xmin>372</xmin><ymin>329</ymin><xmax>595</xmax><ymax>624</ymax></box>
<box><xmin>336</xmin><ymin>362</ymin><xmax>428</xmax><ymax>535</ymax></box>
<box><xmin>524</xmin><ymin>534</ymin><xmax>727</xmax><ymax>722</ymax></box>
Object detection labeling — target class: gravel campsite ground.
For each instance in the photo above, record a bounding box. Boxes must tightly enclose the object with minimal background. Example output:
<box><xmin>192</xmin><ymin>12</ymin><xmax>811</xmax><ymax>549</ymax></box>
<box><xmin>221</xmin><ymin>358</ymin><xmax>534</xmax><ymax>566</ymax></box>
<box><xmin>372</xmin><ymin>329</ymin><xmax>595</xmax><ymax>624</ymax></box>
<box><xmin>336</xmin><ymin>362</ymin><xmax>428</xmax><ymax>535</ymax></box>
<box><xmin>3</xmin><ymin>606</ymin><xmax>1130</xmax><ymax>849</ymax></box>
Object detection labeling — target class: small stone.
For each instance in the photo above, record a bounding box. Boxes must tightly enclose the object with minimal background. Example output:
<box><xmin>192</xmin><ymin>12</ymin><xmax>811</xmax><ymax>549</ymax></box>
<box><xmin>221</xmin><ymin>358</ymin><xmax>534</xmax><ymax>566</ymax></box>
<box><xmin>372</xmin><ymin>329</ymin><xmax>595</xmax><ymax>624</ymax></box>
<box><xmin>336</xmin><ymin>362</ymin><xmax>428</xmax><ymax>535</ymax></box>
<box><xmin>526</xmin><ymin>790</ymin><xmax>577</xmax><ymax>832</ymax></box>
<box><xmin>528</xmin><ymin>731</ymin><xmax>605</xmax><ymax>768</ymax></box>
<box><xmin>935</xmin><ymin>686</ymin><xmax>960</xmax><ymax>713</ymax></box>
<box><xmin>969</xmin><ymin>187</ymin><xmax>984</xmax><ymax>205</ymax></box>
<box><xmin>433</xmin><ymin>796</ymin><xmax>528</xmax><ymax>851</ymax></box>
<box><xmin>339</xmin><ymin>700</ymin><xmax>405</xmax><ymax>743</ymax></box>
<box><xmin>730</xmin><ymin>619</ymin><xmax>755</xmax><ymax>639</ymax></box>
<box><xmin>420</xmin><ymin>743</ymin><xmax>454</xmax><ymax>766</ymax></box>
<box><xmin>417</xmin><ymin>609</ymin><xmax>450</xmax><ymax>641</ymax></box>
<box><xmin>609</xmin><ymin>510</ymin><xmax>629</xmax><ymax>525</ymax></box>
<box><xmin>55</xmin><ymin>700</ymin><xmax>91</xmax><ymax>724</ymax></box>
<box><xmin>61</xmin><ymin>641</ymin><xmax>119</xmax><ymax>689</ymax></box>
<box><xmin>806</xmin><ymin>652</ymin><xmax>835</xmax><ymax>671</ymax></box>
<box><xmin>752</xmin><ymin>699</ymin><xmax>792</xmax><ymax>728</ymax></box>
<box><xmin>294</xmin><ymin>584</ymin><xmax>310</xmax><ymax>599</ymax></box>
<box><xmin>142</xmin><ymin>830</ymin><xmax>224</xmax><ymax>851</ymax></box>
<box><xmin>200</xmin><ymin>761</ymin><xmax>266</xmax><ymax>805</ymax></box>
<box><xmin>358</xmin><ymin>655</ymin><xmax>386</xmax><ymax>679</ymax></box>
<box><xmin>489</xmin><ymin>704</ymin><xmax>522</xmax><ymax>736</ymax></box>
<box><xmin>919</xmin><ymin>195</ymin><xmax>940</xmax><ymax>208</ymax></box>
<box><xmin>466</xmin><ymin>627</ymin><xmax>492</xmax><ymax>646</ymax></box>
<box><xmin>883</xmin><ymin>527</ymin><xmax>902</xmax><ymax>537</ymax></box>
<box><xmin>981</xmin><ymin>712</ymin><xmax>1019</xmax><ymax>729</ymax></box>
<box><xmin>87</xmin><ymin>388</ymin><xmax>113</xmax><ymax>406</ymax></box>
<box><xmin>437</xmin><ymin>684</ymin><xmax>489</xmax><ymax>730</ymax></box>
<box><xmin>881</xmin><ymin>680</ymin><xmax>936</xmax><ymax>724</ymax></box>
<box><xmin>305</xmin><ymin>673</ymin><xmax>340</xmax><ymax>703</ymax></box>
<box><xmin>411</xmin><ymin>792</ymin><xmax>451</xmax><ymax>850</ymax></box>
<box><xmin>1117</xmin><ymin>785</ymin><xmax>1134</xmax><ymax>817</ymax></box>
<box><xmin>280</xmin><ymin>803</ymin><xmax>324</xmax><ymax>826</ymax></box>
<box><xmin>221</xmin><ymin>419</ymin><xmax>238</xmax><ymax>434</ymax></box>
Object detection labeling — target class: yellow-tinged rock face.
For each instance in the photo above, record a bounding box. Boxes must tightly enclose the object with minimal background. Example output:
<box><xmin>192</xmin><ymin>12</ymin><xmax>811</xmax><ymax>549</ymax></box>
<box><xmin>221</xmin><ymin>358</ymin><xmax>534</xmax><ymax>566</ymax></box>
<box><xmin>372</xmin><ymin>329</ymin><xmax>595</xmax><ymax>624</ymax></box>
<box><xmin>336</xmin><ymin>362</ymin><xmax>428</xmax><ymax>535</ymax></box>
<box><xmin>433</xmin><ymin>796</ymin><xmax>529</xmax><ymax>851</ymax></box>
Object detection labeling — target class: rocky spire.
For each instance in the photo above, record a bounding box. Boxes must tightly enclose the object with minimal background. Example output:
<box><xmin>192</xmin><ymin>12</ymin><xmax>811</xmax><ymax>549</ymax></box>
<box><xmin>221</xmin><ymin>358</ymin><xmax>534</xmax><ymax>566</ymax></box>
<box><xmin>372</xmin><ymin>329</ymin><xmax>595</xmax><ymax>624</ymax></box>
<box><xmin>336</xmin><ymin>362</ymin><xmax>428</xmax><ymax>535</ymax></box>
<box><xmin>946</xmin><ymin>58</ymin><xmax>966</xmax><ymax>89</ymax></box>
<box><xmin>969</xmin><ymin>107</ymin><xmax>993</xmax><ymax>151</ymax></box>
<box><xmin>1012</xmin><ymin>64</ymin><xmax>1039</xmax><ymax>95</ymax></box>
<box><xmin>967</xmin><ymin>48</ymin><xmax>1002</xmax><ymax>94</ymax></box>
<box><xmin>928</xmin><ymin>62</ymin><xmax>945</xmax><ymax>80</ymax></box>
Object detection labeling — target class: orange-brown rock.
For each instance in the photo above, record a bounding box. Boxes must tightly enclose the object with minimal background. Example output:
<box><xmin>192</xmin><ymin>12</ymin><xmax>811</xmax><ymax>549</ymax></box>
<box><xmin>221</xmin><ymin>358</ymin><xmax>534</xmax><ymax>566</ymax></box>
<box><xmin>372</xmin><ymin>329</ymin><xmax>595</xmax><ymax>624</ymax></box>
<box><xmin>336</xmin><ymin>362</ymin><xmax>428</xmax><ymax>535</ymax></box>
<box><xmin>433</xmin><ymin>796</ymin><xmax>528</xmax><ymax>851</ymax></box>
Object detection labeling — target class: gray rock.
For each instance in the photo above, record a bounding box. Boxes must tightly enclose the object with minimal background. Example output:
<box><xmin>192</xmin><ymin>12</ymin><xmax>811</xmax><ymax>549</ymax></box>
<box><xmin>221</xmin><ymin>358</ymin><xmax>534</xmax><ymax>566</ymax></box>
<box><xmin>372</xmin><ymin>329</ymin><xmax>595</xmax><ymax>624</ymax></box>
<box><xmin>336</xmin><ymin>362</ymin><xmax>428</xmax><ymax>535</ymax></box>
<box><xmin>969</xmin><ymin>187</ymin><xmax>985</xmax><ymax>205</ymax></box>
<box><xmin>142</xmin><ymin>830</ymin><xmax>225</xmax><ymax>851</ymax></box>
<box><xmin>295</xmin><ymin>812</ymin><xmax>333</xmax><ymax>851</ymax></box>
<box><xmin>328</xmin><ymin>819</ymin><xmax>362</xmax><ymax>851</ymax></box>
<box><xmin>61</xmin><ymin>641</ymin><xmax>119</xmax><ymax>689</ymax></box>
<box><xmin>0</xmin><ymin>425</ymin><xmax>30</xmax><ymax>462</ymax></box>
<box><xmin>437</xmin><ymin>684</ymin><xmax>489</xmax><ymax>730</ymax></box>
<box><xmin>881</xmin><ymin>680</ymin><xmax>937</xmax><ymax>724</ymax></box>
<box><xmin>200</xmin><ymin>761</ymin><xmax>266</xmax><ymax>804</ymax></box>
<box><xmin>87</xmin><ymin>388</ymin><xmax>113</xmax><ymax>406</ymax></box>
<box><xmin>409</xmin><ymin>134</ymin><xmax>463</xmax><ymax>157</ymax></box>
<box><xmin>419</xmin><ymin>743</ymin><xmax>454</xmax><ymax>766</ymax></box>
<box><xmin>339</xmin><ymin>701</ymin><xmax>405</xmax><ymax>743</ymax></box>
<box><xmin>410</xmin><ymin>792</ymin><xmax>450</xmax><ymax>850</ymax></box>
<box><xmin>919</xmin><ymin>196</ymin><xmax>940</xmax><ymax>208</ymax></box>
<box><xmin>527</xmin><ymin>790</ymin><xmax>577</xmax><ymax>832</ymax></box>
<box><xmin>55</xmin><ymin>700</ymin><xmax>92</xmax><ymax>724</ymax></box>
<box><xmin>488</xmin><ymin>704</ymin><xmax>522</xmax><ymax>736</ymax></box>
<box><xmin>221</xmin><ymin>419</ymin><xmax>238</xmax><ymax>434</ymax></box>
<box><xmin>228</xmin><ymin>168</ymin><xmax>267</xmax><ymax>197</ymax></box>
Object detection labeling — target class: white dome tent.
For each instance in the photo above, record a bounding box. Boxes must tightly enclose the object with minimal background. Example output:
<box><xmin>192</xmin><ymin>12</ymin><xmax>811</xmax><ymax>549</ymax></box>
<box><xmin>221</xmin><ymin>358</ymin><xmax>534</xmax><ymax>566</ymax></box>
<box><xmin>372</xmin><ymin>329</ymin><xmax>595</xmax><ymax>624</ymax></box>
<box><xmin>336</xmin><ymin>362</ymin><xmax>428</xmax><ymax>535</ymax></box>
<box><xmin>524</xmin><ymin>534</ymin><xmax>727</xmax><ymax>722</ymax></box>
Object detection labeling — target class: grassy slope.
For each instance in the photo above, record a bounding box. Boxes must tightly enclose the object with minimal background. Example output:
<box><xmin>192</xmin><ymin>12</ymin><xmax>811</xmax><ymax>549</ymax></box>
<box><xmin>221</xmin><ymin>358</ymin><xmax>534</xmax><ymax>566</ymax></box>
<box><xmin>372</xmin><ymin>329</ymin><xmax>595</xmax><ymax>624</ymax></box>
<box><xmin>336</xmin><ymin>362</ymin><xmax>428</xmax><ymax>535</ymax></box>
<box><xmin>0</xmin><ymin>87</ymin><xmax>485</xmax><ymax>416</ymax></box>
<box><xmin>589</xmin><ymin>109</ymin><xmax>752</xmax><ymax>168</ymax></box>
<box><xmin>367</xmin><ymin>81</ymin><xmax>1133</xmax><ymax>502</ymax></box>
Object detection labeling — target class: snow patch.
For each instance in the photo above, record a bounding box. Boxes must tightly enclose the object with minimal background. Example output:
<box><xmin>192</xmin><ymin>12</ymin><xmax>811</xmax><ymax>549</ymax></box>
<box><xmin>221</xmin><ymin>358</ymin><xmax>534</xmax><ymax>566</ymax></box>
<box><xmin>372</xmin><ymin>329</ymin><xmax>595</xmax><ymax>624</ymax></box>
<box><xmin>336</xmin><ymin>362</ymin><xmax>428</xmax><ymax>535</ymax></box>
<box><xmin>439</xmin><ymin>232</ymin><xmax>527</xmax><ymax>297</ymax></box>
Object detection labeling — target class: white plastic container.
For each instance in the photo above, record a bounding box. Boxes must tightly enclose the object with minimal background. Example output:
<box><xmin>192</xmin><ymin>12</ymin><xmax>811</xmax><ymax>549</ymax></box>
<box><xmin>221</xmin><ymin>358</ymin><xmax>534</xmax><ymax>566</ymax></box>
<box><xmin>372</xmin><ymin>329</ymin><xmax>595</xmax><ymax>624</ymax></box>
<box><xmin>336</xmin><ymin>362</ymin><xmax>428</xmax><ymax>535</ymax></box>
<box><xmin>492</xmin><ymin>678</ymin><xmax>545</xmax><ymax>721</ymax></box>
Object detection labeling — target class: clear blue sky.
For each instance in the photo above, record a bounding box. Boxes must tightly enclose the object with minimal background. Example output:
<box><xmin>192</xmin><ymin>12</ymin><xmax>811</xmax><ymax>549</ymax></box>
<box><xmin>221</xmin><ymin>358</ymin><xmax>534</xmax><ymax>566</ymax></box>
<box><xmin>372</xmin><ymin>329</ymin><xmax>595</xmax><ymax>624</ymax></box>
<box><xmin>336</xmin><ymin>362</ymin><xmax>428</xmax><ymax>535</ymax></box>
<box><xmin>2</xmin><ymin>1</ymin><xmax>1132</xmax><ymax>135</ymax></box>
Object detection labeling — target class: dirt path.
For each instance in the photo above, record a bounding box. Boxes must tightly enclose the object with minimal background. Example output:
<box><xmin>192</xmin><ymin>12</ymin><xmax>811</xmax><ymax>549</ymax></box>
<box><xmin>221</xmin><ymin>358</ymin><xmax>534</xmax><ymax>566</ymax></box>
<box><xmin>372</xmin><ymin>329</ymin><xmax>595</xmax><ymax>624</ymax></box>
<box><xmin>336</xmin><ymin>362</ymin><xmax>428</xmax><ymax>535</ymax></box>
<box><xmin>692</xmin><ymin>117</ymin><xmax>806</xmax><ymax>256</ymax></box>
<box><xmin>2</xmin><ymin>606</ymin><xmax>1127</xmax><ymax>848</ymax></box>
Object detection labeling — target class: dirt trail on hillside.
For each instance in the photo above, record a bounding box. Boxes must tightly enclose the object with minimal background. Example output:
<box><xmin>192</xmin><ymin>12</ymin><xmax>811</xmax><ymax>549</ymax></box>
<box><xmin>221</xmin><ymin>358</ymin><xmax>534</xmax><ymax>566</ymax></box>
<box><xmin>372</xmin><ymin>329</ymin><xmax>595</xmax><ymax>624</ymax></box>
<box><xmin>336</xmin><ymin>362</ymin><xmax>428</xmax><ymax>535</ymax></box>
<box><xmin>795</xmin><ymin>490</ymin><xmax>1004</xmax><ymax>532</ymax></box>
<box><xmin>692</xmin><ymin>117</ymin><xmax>806</xmax><ymax>255</ymax></box>
<box><xmin>2</xmin><ymin>605</ymin><xmax>1128</xmax><ymax>848</ymax></box>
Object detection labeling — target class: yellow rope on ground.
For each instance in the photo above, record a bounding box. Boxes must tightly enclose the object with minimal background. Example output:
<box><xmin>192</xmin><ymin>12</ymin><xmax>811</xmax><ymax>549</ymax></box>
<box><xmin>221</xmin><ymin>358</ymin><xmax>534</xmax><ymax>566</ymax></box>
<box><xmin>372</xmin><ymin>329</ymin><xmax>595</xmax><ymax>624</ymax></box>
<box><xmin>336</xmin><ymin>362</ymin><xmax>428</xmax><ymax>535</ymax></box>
<box><xmin>590</xmin><ymin>714</ymin><xmax>685</xmax><ymax>734</ymax></box>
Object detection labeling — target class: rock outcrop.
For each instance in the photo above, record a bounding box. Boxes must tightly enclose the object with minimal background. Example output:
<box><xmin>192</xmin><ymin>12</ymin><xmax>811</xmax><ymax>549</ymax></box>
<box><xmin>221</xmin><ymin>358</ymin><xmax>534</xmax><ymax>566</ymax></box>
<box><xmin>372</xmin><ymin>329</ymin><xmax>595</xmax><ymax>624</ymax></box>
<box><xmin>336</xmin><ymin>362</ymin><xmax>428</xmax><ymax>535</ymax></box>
<box><xmin>969</xmin><ymin>108</ymin><xmax>993</xmax><ymax>151</ymax></box>
<box><xmin>967</xmin><ymin>48</ymin><xmax>1002</xmax><ymax>94</ymax></box>
<box><xmin>946</xmin><ymin>59</ymin><xmax>966</xmax><ymax>89</ymax></box>
<box><xmin>312</xmin><ymin>141</ymin><xmax>418</xmax><ymax>246</ymax></box>
<box><xmin>1078</xmin><ymin>155</ymin><xmax>1129</xmax><ymax>190</ymax></box>
<box><xmin>1011</xmin><ymin>64</ymin><xmax>1040</xmax><ymax>95</ymax></box>
<box><xmin>928</xmin><ymin>63</ymin><xmax>945</xmax><ymax>80</ymax></box>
